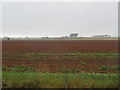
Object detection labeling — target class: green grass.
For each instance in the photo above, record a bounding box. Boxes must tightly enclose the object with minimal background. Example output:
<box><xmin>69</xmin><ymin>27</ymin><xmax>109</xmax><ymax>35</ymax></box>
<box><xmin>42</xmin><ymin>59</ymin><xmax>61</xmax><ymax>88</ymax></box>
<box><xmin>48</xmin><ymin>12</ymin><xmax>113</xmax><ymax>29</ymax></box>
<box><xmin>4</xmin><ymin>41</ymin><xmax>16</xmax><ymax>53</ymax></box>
<box><xmin>80</xmin><ymin>61</ymin><xmax>87</xmax><ymax>65</ymax></box>
<box><xmin>3</xmin><ymin>66</ymin><xmax>32</xmax><ymax>71</ymax></box>
<box><xmin>3</xmin><ymin>52</ymin><xmax>118</xmax><ymax>61</ymax></box>
<box><xmin>59</xmin><ymin>68</ymin><xmax>81</xmax><ymax>73</ymax></box>
<box><xmin>98</xmin><ymin>66</ymin><xmax>120</xmax><ymax>70</ymax></box>
<box><xmin>2</xmin><ymin>52</ymin><xmax>119</xmax><ymax>88</ymax></box>
<box><xmin>2</xmin><ymin>72</ymin><xmax>119</xmax><ymax>88</ymax></box>
<box><xmin>29</xmin><ymin>57</ymin><xmax>41</xmax><ymax>60</ymax></box>
<box><xmin>62</xmin><ymin>52</ymin><xmax>119</xmax><ymax>56</ymax></box>
<box><xmin>29</xmin><ymin>53</ymin><xmax>49</xmax><ymax>55</ymax></box>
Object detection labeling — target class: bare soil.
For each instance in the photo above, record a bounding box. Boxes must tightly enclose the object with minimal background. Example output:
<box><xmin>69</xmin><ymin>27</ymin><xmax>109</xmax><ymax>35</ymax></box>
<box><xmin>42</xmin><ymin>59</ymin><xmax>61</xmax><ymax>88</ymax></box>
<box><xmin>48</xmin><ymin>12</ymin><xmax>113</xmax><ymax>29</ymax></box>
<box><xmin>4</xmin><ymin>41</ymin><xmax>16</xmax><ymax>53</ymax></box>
<box><xmin>2</xmin><ymin>40</ymin><xmax>118</xmax><ymax>73</ymax></box>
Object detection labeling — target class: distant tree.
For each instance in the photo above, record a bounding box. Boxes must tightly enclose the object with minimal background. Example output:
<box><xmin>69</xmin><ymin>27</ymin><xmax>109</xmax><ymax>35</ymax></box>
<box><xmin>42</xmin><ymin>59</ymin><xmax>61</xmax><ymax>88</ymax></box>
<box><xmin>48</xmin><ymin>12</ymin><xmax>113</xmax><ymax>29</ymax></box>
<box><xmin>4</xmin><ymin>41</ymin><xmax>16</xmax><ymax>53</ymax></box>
<box><xmin>7</xmin><ymin>38</ymin><xmax>10</xmax><ymax>40</ymax></box>
<box><xmin>64</xmin><ymin>36</ymin><xmax>68</xmax><ymax>38</ymax></box>
<box><xmin>104</xmin><ymin>34</ymin><xmax>111</xmax><ymax>37</ymax></box>
<box><xmin>4</xmin><ymin>37</ymin><xmax>10</xmax><ymax>40</ymax></box>
<box><xmin>70</xmin><ymin>33</ymin><xmax>78</xmax><ymax>38</ymax></box>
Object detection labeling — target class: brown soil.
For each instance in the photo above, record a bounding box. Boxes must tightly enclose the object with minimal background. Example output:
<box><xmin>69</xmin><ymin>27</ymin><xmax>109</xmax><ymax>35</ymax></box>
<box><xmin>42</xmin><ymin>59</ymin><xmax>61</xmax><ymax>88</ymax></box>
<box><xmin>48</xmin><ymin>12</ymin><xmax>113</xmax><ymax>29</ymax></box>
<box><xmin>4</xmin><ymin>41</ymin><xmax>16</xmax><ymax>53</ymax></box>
<box><xmin>2</xmin><ymin>40</ymin><xmax>118</xmax><ymax>53</ymax></box>
<box><xmin>2</xmin><ymin>40</ymin><xmax>118</xmax><ymax>73</ymax></box>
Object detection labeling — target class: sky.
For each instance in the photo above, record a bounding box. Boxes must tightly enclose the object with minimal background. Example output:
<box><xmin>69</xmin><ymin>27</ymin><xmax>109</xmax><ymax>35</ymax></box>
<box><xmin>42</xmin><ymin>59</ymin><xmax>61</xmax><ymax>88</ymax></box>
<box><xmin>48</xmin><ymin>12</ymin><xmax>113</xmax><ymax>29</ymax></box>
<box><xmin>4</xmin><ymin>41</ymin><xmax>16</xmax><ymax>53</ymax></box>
<box><xmin>1</xmin><ymin>1</ymin><xmax>118</xmax><ymax>37</ymax></box>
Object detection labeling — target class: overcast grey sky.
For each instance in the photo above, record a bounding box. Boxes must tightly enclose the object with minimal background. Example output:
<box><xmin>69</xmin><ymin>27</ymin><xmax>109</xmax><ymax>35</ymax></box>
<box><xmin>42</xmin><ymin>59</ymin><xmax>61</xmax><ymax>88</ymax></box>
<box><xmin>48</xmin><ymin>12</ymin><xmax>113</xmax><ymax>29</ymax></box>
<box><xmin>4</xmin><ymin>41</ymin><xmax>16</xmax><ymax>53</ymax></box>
<box><xmin>2</xmin><ymin>2</ymin><xmax>118</xmax><ymax>37</ymax></box>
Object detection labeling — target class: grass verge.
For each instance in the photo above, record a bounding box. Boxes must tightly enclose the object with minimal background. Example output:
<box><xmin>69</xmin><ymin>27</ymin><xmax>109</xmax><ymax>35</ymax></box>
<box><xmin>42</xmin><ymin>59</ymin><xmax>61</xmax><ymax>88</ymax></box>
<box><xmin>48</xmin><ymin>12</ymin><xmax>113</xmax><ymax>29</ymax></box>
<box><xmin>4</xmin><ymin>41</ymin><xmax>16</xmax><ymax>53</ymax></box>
<box><xmin>2</xmin><ymin>72</ymin><xmax>119</xmax><ymax>88</ymax></box>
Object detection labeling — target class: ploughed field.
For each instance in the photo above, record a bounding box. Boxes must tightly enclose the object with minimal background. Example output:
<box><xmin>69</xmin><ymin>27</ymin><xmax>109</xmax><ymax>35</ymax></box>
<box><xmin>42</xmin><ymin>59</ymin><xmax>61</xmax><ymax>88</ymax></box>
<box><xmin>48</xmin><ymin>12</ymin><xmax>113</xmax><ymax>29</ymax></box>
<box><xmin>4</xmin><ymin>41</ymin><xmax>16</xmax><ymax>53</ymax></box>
<box><xmin>2</xmin><ymin>40</ymin><xmax>119</xmax><ymax>73</ymax></box>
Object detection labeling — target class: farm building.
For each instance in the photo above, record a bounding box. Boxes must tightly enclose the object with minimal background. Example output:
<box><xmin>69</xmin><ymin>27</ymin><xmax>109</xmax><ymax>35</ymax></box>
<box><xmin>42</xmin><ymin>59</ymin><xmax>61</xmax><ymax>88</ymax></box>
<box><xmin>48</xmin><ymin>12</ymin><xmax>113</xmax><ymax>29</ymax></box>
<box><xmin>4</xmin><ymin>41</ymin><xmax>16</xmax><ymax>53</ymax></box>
<box><xmin>91</xmin><ymin>35</ymin><xmax>111</xmax><ymax>38</ymax></box>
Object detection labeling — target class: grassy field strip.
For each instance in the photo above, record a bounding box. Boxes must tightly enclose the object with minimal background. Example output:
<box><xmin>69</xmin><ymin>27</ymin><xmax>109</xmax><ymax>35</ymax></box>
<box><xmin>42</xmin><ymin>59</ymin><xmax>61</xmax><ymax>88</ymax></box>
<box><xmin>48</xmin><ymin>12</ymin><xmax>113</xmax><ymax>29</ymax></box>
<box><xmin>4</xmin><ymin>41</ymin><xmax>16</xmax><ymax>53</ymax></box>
<box><xmin>3</xmin><ymin>52</ymin><xmax>119</xmax><ymax>58</ymax></box>
<box><xmin>3</xmin><ymin>72</ymin><xmax>119</xmax><ymax>88</ymax></box>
